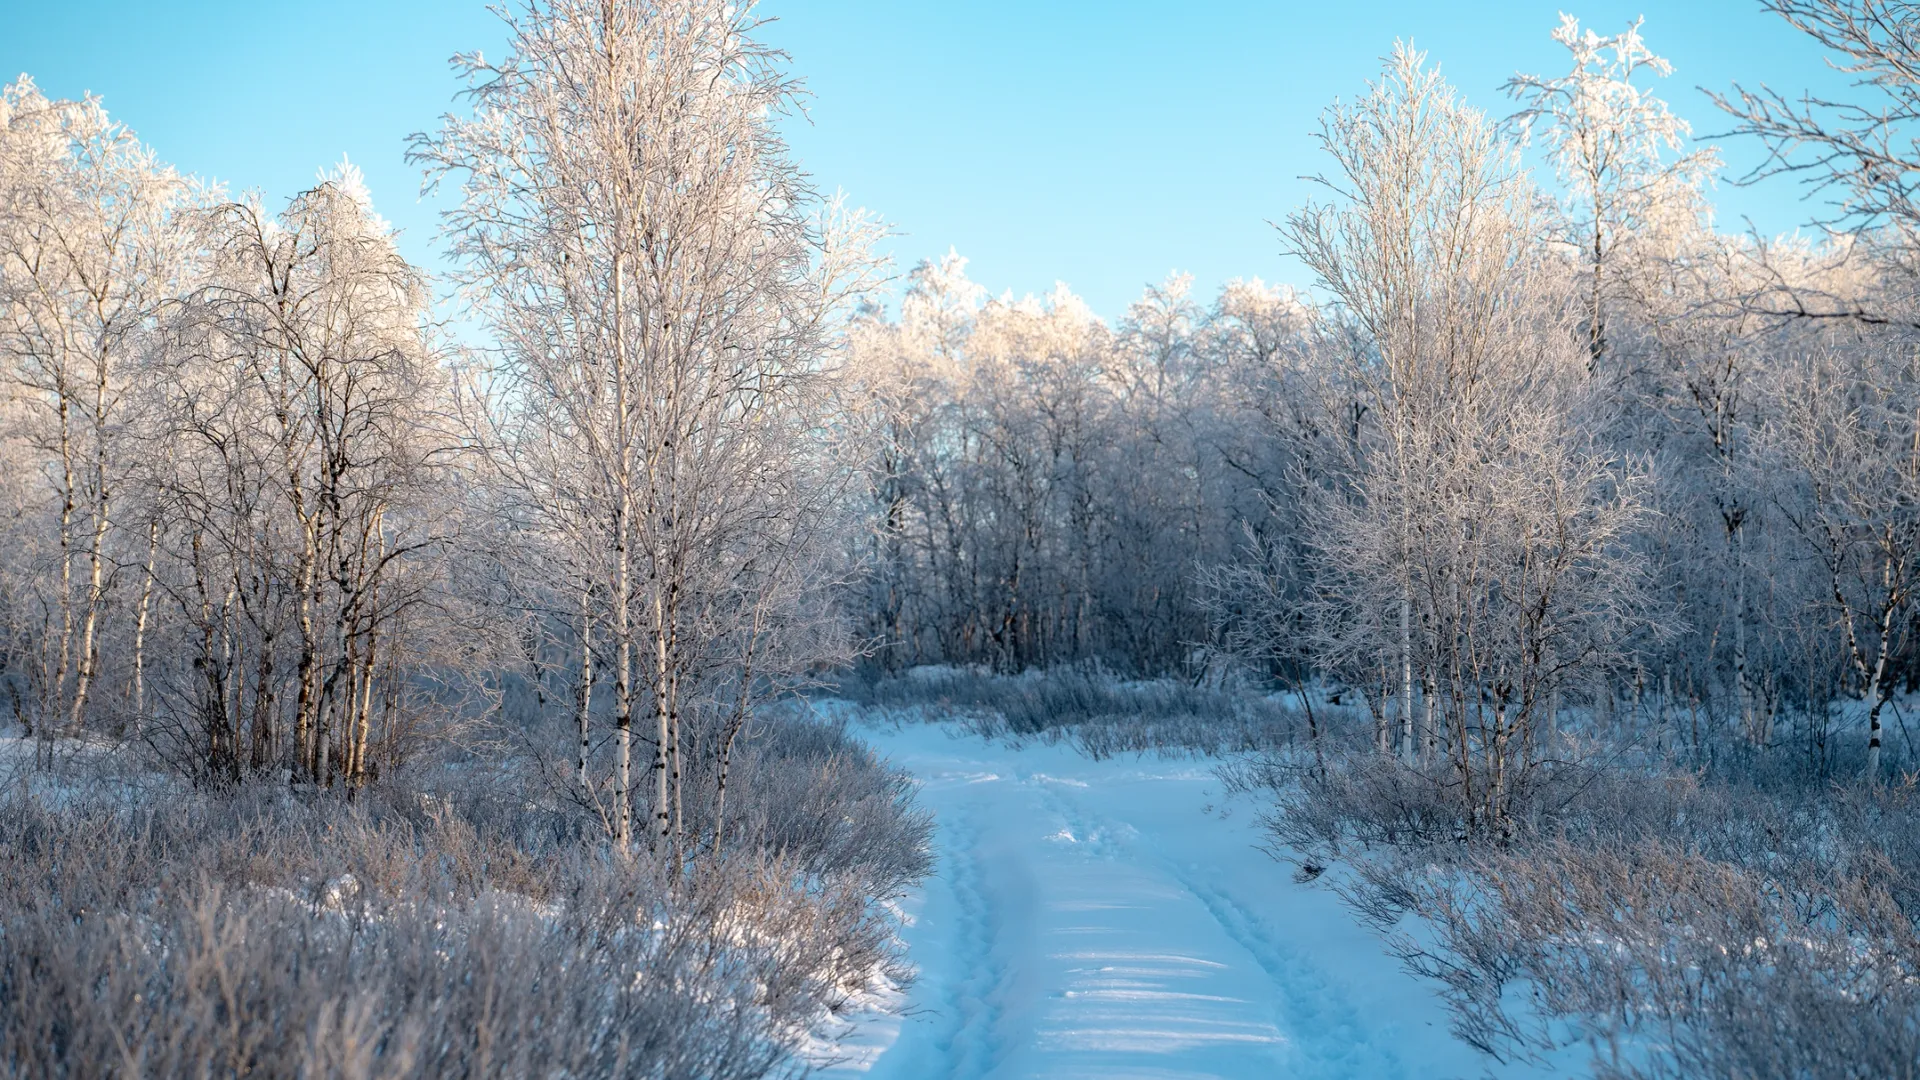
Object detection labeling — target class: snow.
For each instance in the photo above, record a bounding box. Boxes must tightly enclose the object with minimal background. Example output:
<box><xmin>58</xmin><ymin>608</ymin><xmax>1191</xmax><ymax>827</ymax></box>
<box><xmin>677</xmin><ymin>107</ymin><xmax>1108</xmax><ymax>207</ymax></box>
<box><xmin>813</xmin><ymin>715</ymin><xmax>1578</xmax><ymax>1080</ymax></box>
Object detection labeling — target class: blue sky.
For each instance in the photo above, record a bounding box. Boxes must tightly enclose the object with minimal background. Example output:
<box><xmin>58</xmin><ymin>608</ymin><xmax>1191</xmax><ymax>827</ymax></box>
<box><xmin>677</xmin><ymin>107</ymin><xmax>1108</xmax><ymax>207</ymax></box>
<box><xmin>3</xmin><ymin>1</ymin><xmax>1855</xmax><ymax>321</ymax></box>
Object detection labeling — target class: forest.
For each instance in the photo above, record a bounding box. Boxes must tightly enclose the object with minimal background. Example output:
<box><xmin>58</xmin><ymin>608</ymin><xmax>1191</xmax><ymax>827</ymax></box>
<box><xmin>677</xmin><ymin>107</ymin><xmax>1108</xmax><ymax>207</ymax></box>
<box><xmin>3</xmin><ymin>0</ymin><xmax>1919</xmax><ymax>1076</ymax></box>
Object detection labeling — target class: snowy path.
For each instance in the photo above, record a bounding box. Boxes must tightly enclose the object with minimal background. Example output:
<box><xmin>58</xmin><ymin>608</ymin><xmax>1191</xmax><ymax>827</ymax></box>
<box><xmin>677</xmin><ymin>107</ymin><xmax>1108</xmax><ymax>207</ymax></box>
<box><xmin>816</xmin><ymin>718</ymin><xmax>1572</xmax><ymax>1080</ymax></box>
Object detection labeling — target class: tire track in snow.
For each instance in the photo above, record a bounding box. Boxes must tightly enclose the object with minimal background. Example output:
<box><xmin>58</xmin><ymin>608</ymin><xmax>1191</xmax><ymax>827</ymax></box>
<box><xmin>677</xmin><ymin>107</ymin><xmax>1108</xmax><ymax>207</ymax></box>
<box><xmin>1179</xmin><ymin>870</ymin><xmax>1411</xmax><ymax>1079</ymax></box>
<box><xmin>840</xmin><ymin>730</ymin><xmax>1521</xmax><ymax>1079</ymax></box>
<box><xmin>1033</xmin><ymin>769</ymin><xmax>1408</xmax><ymax>1079</ymax></box>
<box><xmin>926</xmin><ymin>800</ymin><xmax>1014</xmax><ymax>1080</ymax></box>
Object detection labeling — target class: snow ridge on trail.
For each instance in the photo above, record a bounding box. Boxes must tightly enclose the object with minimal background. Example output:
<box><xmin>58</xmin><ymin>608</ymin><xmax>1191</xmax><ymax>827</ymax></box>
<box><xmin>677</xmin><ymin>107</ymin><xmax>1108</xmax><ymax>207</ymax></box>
<box><xmin>815</xmin><ymin>718</ymin><xmax>1572</xmax><ymax>1080</ymax></box>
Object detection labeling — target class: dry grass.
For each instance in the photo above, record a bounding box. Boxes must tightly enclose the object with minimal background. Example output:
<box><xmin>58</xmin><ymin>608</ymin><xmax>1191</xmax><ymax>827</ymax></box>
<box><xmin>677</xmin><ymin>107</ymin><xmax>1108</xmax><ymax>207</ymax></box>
<box><xmin>834</xmin><ymin>665</ymin><xmax>1320</xmax><ymax>758</ymax></box>
<box><xmin>1260</xmin><ymin>736</ymin><xmax>1920</xmax><ymax>1077</ymax></box>
<box><xmin>0</xmin><ymin>707</ymin><xmax>931</xmax><ymax>1080</ymax></box>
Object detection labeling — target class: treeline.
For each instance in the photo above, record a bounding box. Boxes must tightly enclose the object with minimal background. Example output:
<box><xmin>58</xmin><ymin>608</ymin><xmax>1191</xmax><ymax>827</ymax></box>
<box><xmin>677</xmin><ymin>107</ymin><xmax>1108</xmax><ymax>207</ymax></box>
<box><xmin>0</xmin><ymin>6</ymin><xmax>945</xmax><ymax>1074</ymax></box>
<box><xmin>7</xmin><ymin>0</ymin><xmax>1920</xmax><ymax>826</ymax></box>
<box><xmin>840</xmin><ymin>12</ymin><xmax>1920</xmax><ymax>830</ymax></box>
<box><xmin>845</xmin><ymin>261</ymin><xmax>1307</xmax><ymax>675</ymax></box>
<box><xmin>0</xmin><ymin>91</ymin><xmax>476</xmax><ymax>786</ymax></box>
<box><xmin>0</xmin><ymin>0</ymin><xmax>879</xmax><ymax>877</ymax></box>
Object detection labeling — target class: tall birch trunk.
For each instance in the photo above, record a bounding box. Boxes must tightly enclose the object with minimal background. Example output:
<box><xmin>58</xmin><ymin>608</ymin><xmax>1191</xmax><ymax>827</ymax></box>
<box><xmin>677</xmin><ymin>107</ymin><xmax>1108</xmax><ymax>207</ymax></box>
<box><xmin>652</xmin><ymin>603</ymin><xmax>672</xmax><ymax>851</ymax></box>
<box><xmin>67</xmin><ymin>358</ymin><xmax>113</xmax><ymax>731</ymax></box>
<box><xmin>1866</xmin><ymin>594</ymin><xmax>1895</xmax><ymax>782</ymax></box>
<box><xmin>67</xmin><ymin>481</ymin><xmax>108</xmax><ymax>730</ymax></box>
<box><xmin>669</xmin><ymin>672</ymin><xmax>684</xmax><ymax>874</ymax></box>
<box><xmin>577</xmin><ymin>587</ymin><xmax>593</xmax><ymax>792</ymax></box>
<box><xmin>1398</xmin><ymin>592</ymin><xmax>1414</xmax><ymax>761</ymax></box>
<box><xmin>132</xmin><ymin>517</ymin><xmax>158</xmax><ymax>734</ymax></box>
<box><xmin>54</xmin><ymin>391</ymin><xmax>75</xmax><ymax>722</ymax></box>
<box><xmin>1421</xmin><ymin>674</ymin><xmax>1436</xmax><ymax>762</ymax></box>
<box><xmin>611</xmin><ymin>255</ymin><xmax>635</xmax><ymax>854</ymax></box>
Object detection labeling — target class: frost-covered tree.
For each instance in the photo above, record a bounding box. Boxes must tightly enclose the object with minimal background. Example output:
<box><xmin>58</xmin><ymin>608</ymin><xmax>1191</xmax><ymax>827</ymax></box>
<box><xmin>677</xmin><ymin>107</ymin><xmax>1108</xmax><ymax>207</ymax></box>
<box><xmin>412</xmin><ymin>0</ymin><xmax>878</xmax><ymax>858</ymax></box>
<box><xmin>0</xmin><ymin>75</ymin><xmax>192</xmax><ymax>733</ymax></box>
<box><xmin>1505</xmin><ymin>15</ymin><xmax>1717</xmax><ymax>370</ymax></box>
<box><xmin>146</xmin><ymin>165</ymin><xmax>448</xmax><ymax>784</ymax></box>
<box><xmin>844</xmin><ymin>251</ymin><xmax>986</xmax><ymax>670</ymax></box>
<box><xmin>1281</xmin><ymin>43</ymin><xmax>1660</xmax><ymax>829</ymax></box>
<box><xmin>1760</xmin><ymin>336</ymin><xmax>1920</xmax><ymax>779</ymax></box>
<box><xmin>842</xmin><ymin>255</ymin><xmax>1303</xmax><ymax>679</ymax></box>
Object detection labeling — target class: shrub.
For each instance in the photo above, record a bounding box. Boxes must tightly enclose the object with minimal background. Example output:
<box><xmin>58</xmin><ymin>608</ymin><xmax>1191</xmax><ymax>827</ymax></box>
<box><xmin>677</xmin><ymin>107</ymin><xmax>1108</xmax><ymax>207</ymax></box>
<box><xmin>0</xmin><ymin>704</ymin><xmax>931</xmax><ymax>1079</ymax></box>
<box><xmin>833</xmin><ymin>665</ymin><xmax>1319</xmax><ymax>758</ymax></box>
<box><xmin>1262</xmin><ymin>742</ymin><xmax>1920</xmax><ymax>1075</ymax></box>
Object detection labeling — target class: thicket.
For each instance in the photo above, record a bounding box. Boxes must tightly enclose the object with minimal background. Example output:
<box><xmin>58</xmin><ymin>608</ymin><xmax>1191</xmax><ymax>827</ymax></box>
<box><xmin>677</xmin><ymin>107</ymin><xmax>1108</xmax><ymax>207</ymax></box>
<box><xmin>836</xmin><ymin>4</ymin><xmax>1920</xmax><ymax>1073</ymax></box>
<box><xmin>834</xmin><ymin>6</ymin><xmax>1920</xmax><ymax>799</ymax></box>
<box><xmin>0</xmin><ymin>1</ymin><xmax>929</xmax><ymax>1075</ymax></box>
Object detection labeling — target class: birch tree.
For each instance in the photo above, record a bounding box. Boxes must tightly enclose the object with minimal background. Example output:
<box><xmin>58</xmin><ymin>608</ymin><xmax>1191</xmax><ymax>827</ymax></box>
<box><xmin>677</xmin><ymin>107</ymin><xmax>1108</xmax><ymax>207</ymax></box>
<box><xmin>1282</xmin><ymin>43</ymin><xmax>1660</xmax><ymax>831</ymax></box>
<box><xmin>149</xmin><ymin>165</ymin><xmax>444</xmax><ymax>783</ymax></box>
<box><xmin>0</xmin><ymin>75</ymin><xmax>191</xmax><ymax>732</ymax></box>
<box><xmin>1762</xmin><ymin>337</ymin><xmax>1920</xmax><ymax>780</ymax></box>
<box><xmin>1504</xmin><ymin>15</ymin><xmax>1717</xmax><ymax>371</ymax></box>
<box><xmin>414</xmin><ymin>0</ymin><xmax>877</xmax><ymax>858</ymax></box>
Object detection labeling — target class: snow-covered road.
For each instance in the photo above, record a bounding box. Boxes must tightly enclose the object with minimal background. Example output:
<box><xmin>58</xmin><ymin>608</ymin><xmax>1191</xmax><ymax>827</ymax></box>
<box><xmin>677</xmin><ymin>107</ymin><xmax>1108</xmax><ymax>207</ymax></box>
<box><xmin>816</xmin><ymin>718</ymin><xmax>1570</xmax><ymax>1080</ymax></box>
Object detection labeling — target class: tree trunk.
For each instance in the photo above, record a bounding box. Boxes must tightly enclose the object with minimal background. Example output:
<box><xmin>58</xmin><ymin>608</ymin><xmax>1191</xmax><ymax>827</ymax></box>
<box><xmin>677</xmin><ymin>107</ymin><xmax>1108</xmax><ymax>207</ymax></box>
<box><xmin>1866</xmin><ymin>597</ymin><xmax>1895</xmax><ymax>782</ymax></box>
<box><xmin>651</xmin><ymin>553</ymin><xmax>676</xmax><ymax>855</ymax></box>
<box><xmin>54</xmin><ymin>391</ymin><xmax>75</xmax><ymax>722</ymax></box>
<box><xmin>250</xmin><ymin>633</ymin><xmax>275</xmax><ymax>771</ymax></box>
<box><xmin>1661</xmin><ymin>667</ymin><xmax>1674</xmax><ymax>754</ymax></box>
<box><xmin>1422</xmin><ymin>674</ymin><xmax>1437</xmax><ymax>762</ymax></box>
<box><xmin>1733</xmin><ymin>530</ymin><xmax>1754</xmax><ymax>743</ymax></box>
<box><xmin>132</xmin><ymin>517</ymin><xmax>159</xmax><ymax>734</ymax></box>
<box><xmin>652</xmin><ymin>627</ymin><xmax>671</xmax><ymax>852</ymax></box>
<box><xmin>612</xmin><ymin>253</ymin><xmax>635</xmax><ymax>854</ymax></box>
<box><xmin>577</xmin><ymin>587</ymin><xmax>594</xmax><ymax>792</ymax></box>
<box><xmin>294</xmin><ymin>540</ymin><xmax>320</xmax><ymax>783</ymax></box>
<box><xmin>669</xmin><ymin>675</ymin><xmax>684</xmax><ymax>875</ymax></box>
<box><xmin>613</xmin><ymin>557</ymin><xmax>633</xmax><ymax>852</ymax></box>
<box><xmin>351</xmin><ymin>618</ymin><xmax>378</xmax><ymax>785</ymax></box>
<box><xmin>1398</xmin><ymin>592</ymin><xmax>1414</xmax><ymax>762</ymax></box>
<box><xmin>1587</xmin><ymin>212</ymin><xmax>1605</xmax><ymax>373</ymax></box>
<box><xmin>67</xmin><ymin>363</ymin><xmax>113</xmax><ymax>732</ymax></box>
<box><xmin>712</xmin><ymin>713</ymin><xmax>744</xmax><ymax>857</ymax></box>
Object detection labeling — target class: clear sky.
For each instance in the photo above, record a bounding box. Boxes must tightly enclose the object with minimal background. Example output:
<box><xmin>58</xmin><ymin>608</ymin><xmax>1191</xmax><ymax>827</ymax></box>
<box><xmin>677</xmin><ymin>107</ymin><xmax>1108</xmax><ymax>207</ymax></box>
<box><xmin>2</xmin><ymin>0</ymin><xmax>1857</xmax><ymax>321</ymax></box>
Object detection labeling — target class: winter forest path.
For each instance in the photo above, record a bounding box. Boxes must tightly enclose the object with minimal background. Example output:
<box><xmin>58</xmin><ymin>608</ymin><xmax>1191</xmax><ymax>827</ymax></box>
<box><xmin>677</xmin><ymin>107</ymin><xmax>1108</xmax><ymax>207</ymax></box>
<box><xmin>815</xmin><ymin>718</ymin><xmax>1571</xmax><ymax>1080</ymax></box>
